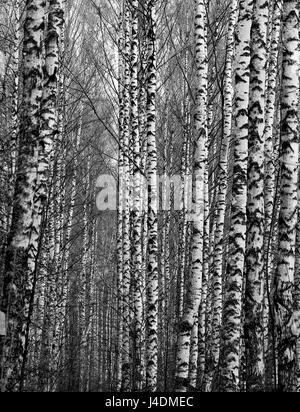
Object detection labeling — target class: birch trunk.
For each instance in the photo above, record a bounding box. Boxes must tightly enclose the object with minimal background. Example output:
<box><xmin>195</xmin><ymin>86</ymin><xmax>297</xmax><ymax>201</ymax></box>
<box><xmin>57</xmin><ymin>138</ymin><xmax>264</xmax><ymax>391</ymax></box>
<box><xmin>0</xmin><ymin>0</ymin><xmax>46</xmax><ymax>392</ymax></box>
<box><xmin>145</xmin><ymin>0</ymin><xmax>158</xmax><ymax>392</ymax></box>
<box><xmin>23</xmin><ymin>0</ymin><xmax>65</xmax><ymax>386</ymax></box>
<box><xmin>274</xmin><ymin>0</ymin><xmax>300</xmax><ymax>392</ymax></box>
<box><xmin>175</xmin><ymin>0</ymin><xmax>207</xmax><ymax>392</ymax></box>
<box><xmin>263</xmin><ymin>2</ymin><xmax>282</xmax><ymax>387</ymax></box>
<box><xmin>205</xmin><ymin>1</ymin><xmax>238</xmax><ymax>391</ymax></box>
<box><xmin>116</xmin><ymin>9</ymin><xmax>124</xmax><ymax>392</ymax></box>
<box><xmin>130</xmin><ymin>0</ymin><xmax>144</xmax><ymax>392</ymax></box>
<box><xmin>244</xmin><ymin>0</ymin><xmax>269</xmax><ymax>392</ymax></box>
<box><xmin>220</xmin><ymin>0</ymin><xmax>253</xmax><ymax>392</ymax></box>
<box><xmin>121</xmin><ymin>3</ymin><xmax>131</xmax><ymax>392</ymax></box>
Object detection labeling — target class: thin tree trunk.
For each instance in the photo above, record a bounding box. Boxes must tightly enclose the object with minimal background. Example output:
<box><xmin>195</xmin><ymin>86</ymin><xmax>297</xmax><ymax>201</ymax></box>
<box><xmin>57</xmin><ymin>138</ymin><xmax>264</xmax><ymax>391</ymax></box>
<box><xmin>175</xmin><ymin>0</ymin><xmax>207</xmax><ymax>392</ymax></box>
<box><xmin>205</xmin><ymin>0</ymin><xmax>238</xmax><ymax>391</ymax></box>
<box><xmin>121</xmin><ymin>2</ymin><xmax>132</xmax><ymax>392</ymax></box>
<box><xmin>274</xmin><ymin>0</ymin><xmax>300</xmax><ymax>392</ymax></box>
<box><xmin>116</xmin><ymin>9</ymin><xmax>124</xmax><ymax>392</ymax></box>
<box><xmin>0</xmin><ymin>0</ymin><xmax>46</xmax><ymax>392</ymax></box>
<box><xmin>131</xmin><ymin>0</ymin><xmax>144</xmax><ymax>392</ymax></box>
<box><xmin>145</xmin><ymin>0</ymin><xmax>158</xmax><ymax>393</ymax></box>
<box><xmin>220</xmin><ymin>0</ymin><xmax>253</xmax><ymax>392</ymax></box>
<box><xmin>244</xmin><ymin>0</ymin><xmax>269</xmax><ymax>392</ymax></box>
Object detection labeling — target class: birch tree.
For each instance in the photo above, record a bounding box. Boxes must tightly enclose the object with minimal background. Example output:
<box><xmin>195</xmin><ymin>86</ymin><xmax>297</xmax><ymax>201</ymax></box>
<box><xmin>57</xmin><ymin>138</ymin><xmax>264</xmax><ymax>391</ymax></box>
<box><xmin>121</xmin><ymin>2</ymin><xmax>132</xmax><ymax>392</ymax></box>
<box><xmin>220</xmin><ymin>0</ymin><xmax>253</xmax><ymax>392</ymax></box>
<box><xmin>145</xmin><ymin>0</ymin><xmax>159</xmax><ymax>392</ymax></box>
<box><xmin>175</xmin><ymin>0</ymin><xmax>207</xmax><ymax>392</ymax></box>
<box><xmin>274</xmin><ymin>0</ymin><xmax>300</xmax><ymax>392</ymax></box>
<box><xmin>130</xmin><ymin>0</ymin><xmax>145</xmax><ymax>391</ymax></box>
<box><xmin>0</xmin><ymin>0</ymin><xmax>46</xmax><ymax>392</ymax></box>
<box><xmin>24</xmin><ymin>0</ymin><xmax>65</xmax><ymax>384</ymax></box>
<box><xmin>205</xmin><ymin>0</ymin><xmax>238</xmax><ymax>391</ymax></box>
<box><xmin>245</xmin><ymin>0</ymin><xmax>269</xmax><ymax>392</ymax></box>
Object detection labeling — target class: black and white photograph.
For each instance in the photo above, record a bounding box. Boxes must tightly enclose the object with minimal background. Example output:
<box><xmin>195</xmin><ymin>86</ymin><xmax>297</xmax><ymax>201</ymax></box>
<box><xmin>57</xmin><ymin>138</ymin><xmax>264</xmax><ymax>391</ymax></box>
<box><xmin>0</xmin><ymin>0</ymin><xmax>299</xmax><ymax>395</ymax></box>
